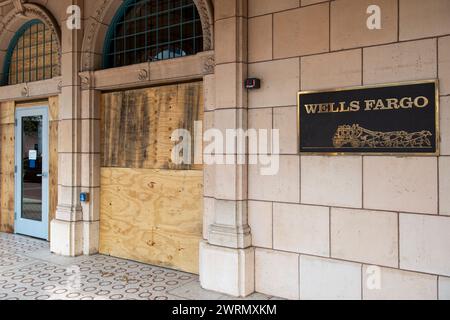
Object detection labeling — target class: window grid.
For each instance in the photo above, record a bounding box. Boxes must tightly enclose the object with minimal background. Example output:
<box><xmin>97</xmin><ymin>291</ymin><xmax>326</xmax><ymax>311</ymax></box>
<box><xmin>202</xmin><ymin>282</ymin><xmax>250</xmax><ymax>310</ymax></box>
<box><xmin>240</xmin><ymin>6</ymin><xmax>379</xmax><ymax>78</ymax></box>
<box><xmin>4</xmin><ymin>20</ymin><xmax>60</xmax><ymax>86</ymax></box>
<box><xmin>104</xmin><ymin>0</ymin><xmax>203</xmax><ymax>69</ymax></box>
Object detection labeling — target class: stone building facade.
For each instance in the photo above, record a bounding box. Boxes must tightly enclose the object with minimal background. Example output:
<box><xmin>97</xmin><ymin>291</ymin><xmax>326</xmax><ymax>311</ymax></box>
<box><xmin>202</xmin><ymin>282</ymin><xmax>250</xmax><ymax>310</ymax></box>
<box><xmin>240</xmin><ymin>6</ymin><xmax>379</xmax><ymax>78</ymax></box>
<box><xmin>0</xmin><ymin>0</ymin><xmax>449</xmax><ymax>300</ymax></box>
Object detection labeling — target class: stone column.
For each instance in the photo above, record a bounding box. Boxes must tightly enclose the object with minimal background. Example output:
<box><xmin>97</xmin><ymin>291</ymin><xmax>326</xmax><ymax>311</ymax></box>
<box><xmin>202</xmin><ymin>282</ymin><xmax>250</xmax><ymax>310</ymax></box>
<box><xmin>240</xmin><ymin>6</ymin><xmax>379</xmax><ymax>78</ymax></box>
<box><xmin>199</xmin><ymin>0</ymin><xmax>254</xmax><ymax>297</ymax></box>
<box><xmin>50</xmin><ymin>0</ymin><xmax>86</xmax><ymax>256</ymax></box>
<box><xmin>79</xmin><ymin>72</ymin><xmax>100</xmax><ymax>255</ymax></box>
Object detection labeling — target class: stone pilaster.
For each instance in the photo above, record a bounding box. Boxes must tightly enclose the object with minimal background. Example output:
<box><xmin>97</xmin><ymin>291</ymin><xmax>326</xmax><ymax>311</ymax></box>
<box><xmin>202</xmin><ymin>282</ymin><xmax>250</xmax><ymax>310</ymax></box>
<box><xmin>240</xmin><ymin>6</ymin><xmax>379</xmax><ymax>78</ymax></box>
<box><xmin>80</xmin><ymin>71</ymin><xmax>100</xmax><ymax>255</ymax></box>
<box><xmin>199</xmin><ymin>0</ymin><xmax>254</xmax><ymax>297</ymax></box>
<box><xmin>50</xmin><ymin>0</ymin><xmax>86</xmax><ymax>256</ymax></box>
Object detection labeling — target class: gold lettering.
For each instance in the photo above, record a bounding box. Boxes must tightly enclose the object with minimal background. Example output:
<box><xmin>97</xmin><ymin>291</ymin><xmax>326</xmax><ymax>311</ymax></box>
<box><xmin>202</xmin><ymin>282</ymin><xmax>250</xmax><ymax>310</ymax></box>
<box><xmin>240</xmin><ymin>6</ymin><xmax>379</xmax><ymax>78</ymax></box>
<box><xmin>400</xmin><ymin>97</ymin><xmax>413</xmax><ymax>109</ymax></box>
<box><xmin>339</xmin><ymin>102</ymin><xmax>350</xmax><ymax>112</ymax></box>
<box><xmin>304</xmin><ymin>104</ymin><xmax>319</xmax><ymax>114</ymax></box>
<box><xmin>330</xmin><ymin>103</ymin><xmax>340</xmax><ymax>113</ymax></box>
<box><xmin>374</xmin><ymin>99</ymin><xmax>385</xmax><ymax>110</ymax></box>
<box><xmin>386</xmin><ymin>98</ymin><xmax>399</xmax><ymax>110</ymax></box>
<box><xmin>305</xmin><ymin>94</ymin><xmax>430</xmax><ymax>115</ymax></box>
<box><xmin>319</xmin><ymin>104</ymin><xmax>329</xmax><ymax>113</ymax></box>
<box><xmin>350</xmin><ymin>101</ymin><xmax>360</xmax><ymax>112</ymax></box>
<box><xmin>365</xmin><ymin>100</ymin><xmax>376</xmax><ymax>111</ymax></box>
<box><xmin>414</xmin><ymin>96</ymin><xmax>429</xmax><ymax>108</ymax></box>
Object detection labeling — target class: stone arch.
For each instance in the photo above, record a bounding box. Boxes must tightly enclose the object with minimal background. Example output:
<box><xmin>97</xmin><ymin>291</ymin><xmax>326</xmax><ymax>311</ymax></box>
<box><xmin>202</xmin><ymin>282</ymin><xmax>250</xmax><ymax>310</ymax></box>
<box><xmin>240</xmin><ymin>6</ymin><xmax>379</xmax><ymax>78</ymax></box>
<box><xmin>0</xmin><ymin>3</ymin><xmax>61</xmax><ymax>79</ymax></box>
<box><xmin>193</xmin><ymin>0</ymin><xmax>215</xmax><ymax>51</ymax></box>
<box><xmin>80</xmin><ymin>0</ymin><xmax>214</xmax><ymax>71</ymax></box>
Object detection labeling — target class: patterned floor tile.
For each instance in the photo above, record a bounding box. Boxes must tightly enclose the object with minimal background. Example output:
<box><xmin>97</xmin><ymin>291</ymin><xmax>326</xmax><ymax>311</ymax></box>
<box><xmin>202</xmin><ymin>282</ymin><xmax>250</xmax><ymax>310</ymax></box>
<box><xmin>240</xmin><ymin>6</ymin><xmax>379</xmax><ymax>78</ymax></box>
<box><xmin>0</xmin><ymin>233</ymin><xmax>273</xmax><ymax>300</ymax></box>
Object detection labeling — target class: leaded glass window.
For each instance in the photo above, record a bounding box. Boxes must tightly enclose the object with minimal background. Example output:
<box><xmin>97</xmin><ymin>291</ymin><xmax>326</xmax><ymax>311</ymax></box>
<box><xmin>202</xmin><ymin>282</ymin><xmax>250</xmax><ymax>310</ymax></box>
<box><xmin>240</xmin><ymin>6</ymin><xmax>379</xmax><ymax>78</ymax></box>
<box><xmin>3</xmin><ymin>20</ymin><xmax>61</xmax><ymax>85</ymax></box>
<box><xmin>104</xmin><ymin>0</ymin><xmax>204</xmax><ymax>69</ymax></box>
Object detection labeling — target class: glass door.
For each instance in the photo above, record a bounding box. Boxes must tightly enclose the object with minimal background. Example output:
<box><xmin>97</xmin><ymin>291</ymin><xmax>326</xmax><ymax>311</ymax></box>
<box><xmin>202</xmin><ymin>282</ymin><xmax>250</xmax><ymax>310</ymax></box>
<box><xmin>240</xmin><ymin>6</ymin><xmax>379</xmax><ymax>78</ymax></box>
<box><xmin>15</xmin><ymin>107</ymin><xmax>49</xmax><ymax>240</ymax></box>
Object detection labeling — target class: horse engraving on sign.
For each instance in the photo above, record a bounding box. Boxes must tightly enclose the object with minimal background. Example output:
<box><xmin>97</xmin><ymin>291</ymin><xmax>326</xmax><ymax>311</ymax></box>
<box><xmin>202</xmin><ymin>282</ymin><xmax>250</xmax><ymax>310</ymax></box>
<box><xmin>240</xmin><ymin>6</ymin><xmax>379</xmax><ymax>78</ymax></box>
<box><xmin>298</xmin><ymin>80</ymin><xmax>439</xmax><ymax>155</ymax></box>
<box><xmin>332</xmin><ymin>125</ymin><xmax>433</xmax><ymax>149</ymax></box>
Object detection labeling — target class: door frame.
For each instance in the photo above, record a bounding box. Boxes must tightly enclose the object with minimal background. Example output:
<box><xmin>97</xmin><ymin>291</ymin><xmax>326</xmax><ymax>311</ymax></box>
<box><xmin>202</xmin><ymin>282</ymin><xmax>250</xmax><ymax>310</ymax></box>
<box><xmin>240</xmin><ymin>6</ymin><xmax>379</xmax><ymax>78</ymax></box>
<box><xmin>14</xmin><ymin>106</ymin><xmax>50</xmax><ymax>240</ymax></box>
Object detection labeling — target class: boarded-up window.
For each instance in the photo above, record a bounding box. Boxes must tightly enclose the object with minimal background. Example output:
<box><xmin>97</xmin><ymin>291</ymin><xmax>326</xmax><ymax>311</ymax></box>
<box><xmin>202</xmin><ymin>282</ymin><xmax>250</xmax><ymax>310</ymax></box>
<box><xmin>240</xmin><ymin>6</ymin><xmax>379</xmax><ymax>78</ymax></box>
<box><xmin>101</xmin><ymin>82</ymin><xmax>203</xmax><ymax>170</ymax></box>
<box><xmin>99</xmin><ymin>82</ymin><xmax>204</xmax><ymax>274</ymax></box>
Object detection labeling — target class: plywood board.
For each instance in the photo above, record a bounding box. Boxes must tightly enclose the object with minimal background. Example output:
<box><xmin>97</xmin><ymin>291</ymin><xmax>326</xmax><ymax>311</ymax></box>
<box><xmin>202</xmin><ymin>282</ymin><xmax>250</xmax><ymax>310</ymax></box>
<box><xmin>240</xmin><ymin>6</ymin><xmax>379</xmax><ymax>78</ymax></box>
<box><xmin>48</xmin><ymin>96</ymin><xmax>59</xmax><ymax>226</ymax></box>
<box><xmin>0</xmin><ymin>124</ymin><xmax>15</xmax><ymax>233</ymax></box>
<box><xmin>15</xmin><ymin>100</ymin><xmax>46</xmax><ymax>107</ymax></box>
<box><xmin>0</xmin><ymin>101</ymin><xmax>14</xmax><ymax>125</ymax></box>
<box><xmin>99</xmin><ymin>168</ymin><xmax>203</xmax><ymax>274</ymax></box>
<box><xmin>49</xmin><ymin>113</ymin><xmax>58</xmax><ymax>224</ymax></box>
<box><xmin>101</xmin><ymin>82</ymin><xmax>204</xmax><ymax>170</ymax></box>
<box><xmin>0</xmin><ymin>209</ymin><xmax>14</xmax><ymax>234</ymax></box>
<box><xmin>47</xmin><ymin>96</ymin><xmax>59</xmax><ymax>122</ymax></box>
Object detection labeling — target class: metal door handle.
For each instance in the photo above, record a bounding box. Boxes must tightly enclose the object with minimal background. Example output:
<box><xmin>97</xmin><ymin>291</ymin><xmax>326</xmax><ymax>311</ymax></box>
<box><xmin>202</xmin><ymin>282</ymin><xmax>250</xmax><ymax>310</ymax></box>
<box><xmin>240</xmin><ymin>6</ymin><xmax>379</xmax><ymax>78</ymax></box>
<box><xmin>37</xmin><ymin>173</ymin><xmax>48</xmax><ymax>178</ymax></box>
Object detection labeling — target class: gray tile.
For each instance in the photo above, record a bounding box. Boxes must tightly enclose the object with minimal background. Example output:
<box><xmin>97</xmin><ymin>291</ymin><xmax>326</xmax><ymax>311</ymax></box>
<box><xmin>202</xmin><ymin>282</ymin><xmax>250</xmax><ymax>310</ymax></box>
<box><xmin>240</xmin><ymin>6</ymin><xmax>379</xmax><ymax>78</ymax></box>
<box><xmin>168</xmin><ymin>280</ymin><xmax>226</xmax><ymax>300</ymax></box>
<box><xmin>23</xmin><ymin>249</ymin><xmax>88</xmax><ymax>266</ymax></box>
<box><xmin>0</xmin><ymin>254</ymin><xmax>38</xmax><ymax>272</ymax></box>
<box><xmin>219</xmin><ymin>293</ymin><xmax>273</xmax><ymax>300</ymax></box>
<box><xmin>269</xmin><ymin>296</ymin><xmax>288</xmax><ymax>300</ymax></box>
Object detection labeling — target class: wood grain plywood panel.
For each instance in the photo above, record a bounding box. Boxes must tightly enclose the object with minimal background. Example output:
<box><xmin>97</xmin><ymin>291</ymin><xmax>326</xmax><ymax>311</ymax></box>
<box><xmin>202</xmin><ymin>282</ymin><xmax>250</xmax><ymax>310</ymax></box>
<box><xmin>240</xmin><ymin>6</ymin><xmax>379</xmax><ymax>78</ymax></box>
<box><xmin>0</xmin><ymin>101</ymin><xmax>15</xmax><ymax>125</ymax></box>
<box><xmin>99</xmin><ymin>168</ymin><xmax>203</xmax><ymax>274</ymax></box>
<box><xmin>0</xmin><ymin>124</ymin><xmax>15</xmax><ymax>233</ymax></box>
<box><xmin>101</xmin><ymin>82</ymin><xmax>203</xmax><ymax>170</ymax></box>
<box><xmin>49</xmin><ymin>115</ymin><xmax>58</xmax><ymax>225</ymax></box>
<box><xmin>47</xmin><ymin>96</ymin><xmax>59</xmax><ymax>121</ymax></box>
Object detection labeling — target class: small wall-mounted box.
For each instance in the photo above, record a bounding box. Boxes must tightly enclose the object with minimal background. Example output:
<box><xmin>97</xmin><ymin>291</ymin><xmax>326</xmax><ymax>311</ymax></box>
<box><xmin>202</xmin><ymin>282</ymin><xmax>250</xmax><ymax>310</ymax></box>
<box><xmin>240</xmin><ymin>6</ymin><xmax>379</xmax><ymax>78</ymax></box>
<box><xmin>80</xmin><ymin>192</ymin><xmax>89</xmax><ymax>203</ymax></box>
<box><xmin>245</xmin><ymin>78</ymin><xmax>261</xmax><ymax>90</ymax></box>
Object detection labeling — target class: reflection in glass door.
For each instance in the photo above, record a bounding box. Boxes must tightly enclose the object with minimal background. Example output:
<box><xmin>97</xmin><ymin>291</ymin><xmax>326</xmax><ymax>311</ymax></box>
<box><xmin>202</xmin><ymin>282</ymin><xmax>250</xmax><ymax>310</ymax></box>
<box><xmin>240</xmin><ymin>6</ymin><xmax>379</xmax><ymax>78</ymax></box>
<box><xmin>15</xmin><ymin>107</ymin><xmax>49</xmax><ymax>240</ymax></box>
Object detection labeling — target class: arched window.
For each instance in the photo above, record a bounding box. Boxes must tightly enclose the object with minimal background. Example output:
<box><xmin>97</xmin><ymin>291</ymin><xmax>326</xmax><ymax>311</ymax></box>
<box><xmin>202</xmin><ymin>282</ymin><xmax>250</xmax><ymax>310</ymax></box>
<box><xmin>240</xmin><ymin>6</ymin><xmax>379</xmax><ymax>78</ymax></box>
<box><xmin>103</xmin><ymin>0</ymin><xmax>204</xmax><ymax>69</ymax></box>
<box><xmin>2</xmin><ymin>19</ymin><xmax>60</xmax><ymax>85</ymax></box>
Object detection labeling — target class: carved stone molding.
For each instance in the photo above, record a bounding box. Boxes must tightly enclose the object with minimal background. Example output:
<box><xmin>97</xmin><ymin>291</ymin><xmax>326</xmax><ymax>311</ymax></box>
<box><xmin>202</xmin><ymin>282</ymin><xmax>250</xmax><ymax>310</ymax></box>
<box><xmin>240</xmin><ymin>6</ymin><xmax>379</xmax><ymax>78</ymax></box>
<box><xmin>12</xmin><ymin>0</ymin><xmax>25</xmax><ymax>16</ymax></box>
<box><xmin>0</xmin><ymin>3</ymin><xmax>61</xmax><ymax>48</ymax></box>
<box><xmin>202</xmin><ymin>53</ymin><xmax>215</xmax><ymax>75</ymax></box>
<box><xmin>0</xmin><ymin>77</ymin><xmax>62</xmax><ymax>101</ymax></box>
<box><xmin>21</xmin><ymin>83</ymin><xmax>29</xmax><ymax>97</ymax></box>
<box><xmin>138</xmin><ymin>69</ymin><xmax>149</xmax><ymax>81</ymax></box>
<box><xmin>81</xmin><ymin>0</ymin><xmax>214</xmax><ymax>72</ymax></box>
<box><xmin>79</xmin><ymin>71</ymin><xmax>95</xmax><ymax>91</ymax></box>
<box><xmin>193</xmin><ymin>0</ymin><xmax>214</xmax><ymax>51</ymax></box>
<box><xmin>80</xmin><ymin>0</ymin><xmax>112</xmax><ymax>71</ymax></box>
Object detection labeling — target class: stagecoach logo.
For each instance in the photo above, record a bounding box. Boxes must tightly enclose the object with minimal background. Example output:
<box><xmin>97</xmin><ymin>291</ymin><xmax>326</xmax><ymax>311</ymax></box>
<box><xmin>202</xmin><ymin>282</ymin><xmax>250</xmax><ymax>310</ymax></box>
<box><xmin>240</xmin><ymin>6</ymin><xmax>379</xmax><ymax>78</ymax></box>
<box><xmin>332</xmin><ymin>125</ymin><xmax>433</xmax><ymax>149</ymax></box>
<box><xmin>298</xmin><ymin>80</ymin><xmax>439</xmax><ymax>155</ymax></box>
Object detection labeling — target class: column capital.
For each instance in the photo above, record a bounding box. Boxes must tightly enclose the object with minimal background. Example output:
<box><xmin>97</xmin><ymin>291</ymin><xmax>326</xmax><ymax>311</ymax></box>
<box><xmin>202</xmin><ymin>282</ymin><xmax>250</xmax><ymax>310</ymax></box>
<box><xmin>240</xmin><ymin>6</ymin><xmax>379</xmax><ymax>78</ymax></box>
<box><xmin>79</xmin><ymin>71</ymin><xmax>95</xmax><ymax>91</ymax></box>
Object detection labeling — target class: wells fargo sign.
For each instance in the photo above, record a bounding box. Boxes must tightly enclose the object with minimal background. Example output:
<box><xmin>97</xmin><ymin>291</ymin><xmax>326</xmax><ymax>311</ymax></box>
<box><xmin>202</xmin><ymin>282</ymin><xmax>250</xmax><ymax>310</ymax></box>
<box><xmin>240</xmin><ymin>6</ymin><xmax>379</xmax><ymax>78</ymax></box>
<box><xmin>298</xmin><ymin>80</ymin><xmax>439</xmax><ymax>155</ymax></box>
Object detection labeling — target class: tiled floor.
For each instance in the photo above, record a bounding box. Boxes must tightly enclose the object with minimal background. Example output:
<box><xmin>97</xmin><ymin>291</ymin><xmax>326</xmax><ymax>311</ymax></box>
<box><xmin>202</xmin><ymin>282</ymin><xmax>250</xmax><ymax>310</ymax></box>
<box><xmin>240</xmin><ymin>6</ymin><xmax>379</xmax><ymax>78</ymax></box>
<box><xmin>0</xmin><ymin>233</ymin><xmax>276</xmax><ymax>300</ymax></box>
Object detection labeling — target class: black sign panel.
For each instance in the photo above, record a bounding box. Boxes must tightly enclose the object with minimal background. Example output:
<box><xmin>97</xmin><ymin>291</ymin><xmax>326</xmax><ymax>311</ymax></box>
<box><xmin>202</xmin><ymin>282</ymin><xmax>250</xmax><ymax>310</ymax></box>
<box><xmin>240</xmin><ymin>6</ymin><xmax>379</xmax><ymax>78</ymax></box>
<box><xmin>298</xmin><ymin>81</ymin><xmax>439</xmax><ymax>155</ymax></box>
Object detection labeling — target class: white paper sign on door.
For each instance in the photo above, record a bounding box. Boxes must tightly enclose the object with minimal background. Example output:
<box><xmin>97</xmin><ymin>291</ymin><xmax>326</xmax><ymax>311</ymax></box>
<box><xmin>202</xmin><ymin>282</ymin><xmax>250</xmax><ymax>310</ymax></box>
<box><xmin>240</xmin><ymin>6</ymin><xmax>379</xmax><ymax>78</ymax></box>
<box><xmin>29</xmin><ymin>150</ymin><xmax>37</xmax><ymax>160</ymax></box>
